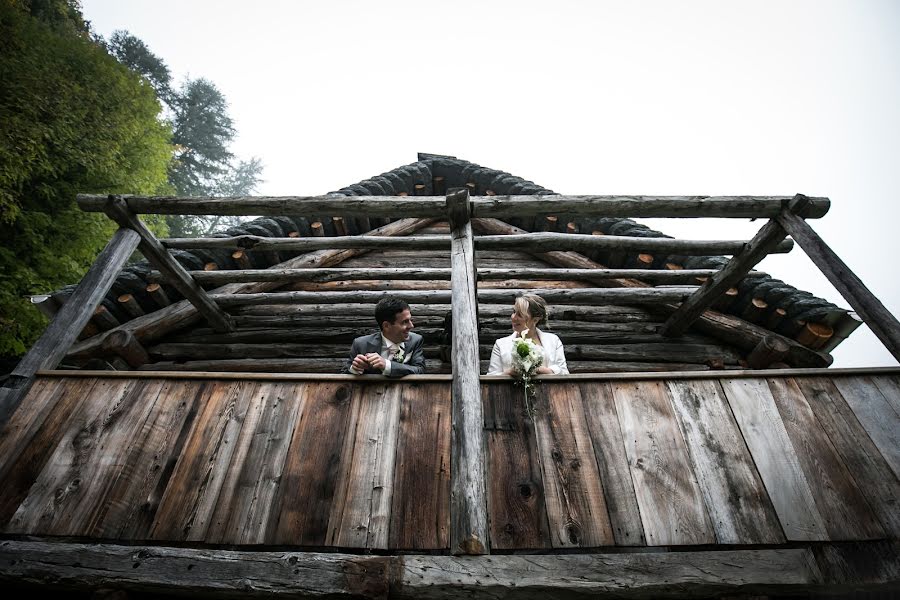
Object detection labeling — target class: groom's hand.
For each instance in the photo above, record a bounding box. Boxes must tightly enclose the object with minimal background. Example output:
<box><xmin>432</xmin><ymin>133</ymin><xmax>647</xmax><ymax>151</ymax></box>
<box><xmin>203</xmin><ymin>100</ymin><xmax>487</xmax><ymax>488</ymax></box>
<box><xmin>351</xmin><ymin>354</ymin><xmax>369</xmax><ymax>373</ymax></box>
<box><xmin>365</xmin><ymin>353</ymin><xmax>386</xmax><ymax>370</ymax></box>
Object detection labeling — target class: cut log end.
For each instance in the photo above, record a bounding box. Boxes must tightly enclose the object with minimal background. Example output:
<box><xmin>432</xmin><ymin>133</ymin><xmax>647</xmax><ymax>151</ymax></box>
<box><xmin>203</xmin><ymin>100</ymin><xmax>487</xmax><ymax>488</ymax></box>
<box><xmin>795</xmin><ymin>322</ymin><xmax>834</xmax><ymax>350</ymax></box>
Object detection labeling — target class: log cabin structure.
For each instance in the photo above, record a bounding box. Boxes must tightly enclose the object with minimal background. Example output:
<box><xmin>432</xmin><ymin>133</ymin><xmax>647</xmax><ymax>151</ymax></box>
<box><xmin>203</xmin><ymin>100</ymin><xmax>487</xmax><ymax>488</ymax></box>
<box><xmin>1</xmin><ymin>153</ymin><xmax>899</xmax><ymax>598</ymax></box>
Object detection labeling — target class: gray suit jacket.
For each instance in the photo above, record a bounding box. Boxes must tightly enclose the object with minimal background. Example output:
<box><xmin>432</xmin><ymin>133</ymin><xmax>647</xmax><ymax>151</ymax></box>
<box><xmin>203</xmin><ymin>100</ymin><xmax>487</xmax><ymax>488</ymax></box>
<box><xmin>341</xmin><ymin>331</ymin><xmax>426</xmax><ymax>377</ymax></box>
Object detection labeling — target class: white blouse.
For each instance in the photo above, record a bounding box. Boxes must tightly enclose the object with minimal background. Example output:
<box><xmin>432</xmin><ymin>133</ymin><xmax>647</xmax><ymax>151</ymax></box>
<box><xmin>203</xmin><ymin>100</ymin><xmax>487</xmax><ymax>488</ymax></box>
<box><xmin>486</xmin><ymin>329</ymin><xmax>569</xmax><ymax>375</ymax></box>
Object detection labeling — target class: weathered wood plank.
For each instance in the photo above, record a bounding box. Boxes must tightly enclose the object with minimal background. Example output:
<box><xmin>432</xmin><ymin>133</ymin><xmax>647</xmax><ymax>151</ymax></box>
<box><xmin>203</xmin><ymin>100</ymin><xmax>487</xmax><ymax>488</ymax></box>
<box><xmin>533</xmin><ymin>384</ymin><xmax>615</xmax><ymax>548</ymax></box>
<box><xmin>4</xmin><ymin>378</ymin><xmax>133</xmax><ymax>534</ymax></box>
<box><xmin>768</xmin><ymin>377</ymin><xmax>884</xmax><ymax>540</ymax></box>
<box><xmin>778</xmin><ymin>209</ymin><xmax>900</xmax><ymax>362</ymax></box>
<box><xmin>666</xmin><ymin>379</ymin><xmax>785</xmax><ymax>544</ymax></box>
<box><xmin>720</xmin><ymin>378</ymin><xmax>827</xmax><ymax>540</ymax></box>
<box><xmin>831</xmin><ymin>376</ymin><xmax>900</xmax><ymax>482</ymax></box>
<box><xmin>149</xmin><ymin>380</ymin><xmax>260</xmax><ymax>541</ymax></box>
<box><xmin>579</xmin><ymin>381</ymin><xmax>645</xmax><ymax>546</ymax></box>
<box><xmin>390</xmin><ymin>383</ymin><xmax>451</xmax><ymax>550</ymax></box>
<box><xmin>0</xmin><ymin>378</ymin><xmax>96</xmax><ymax>528</ymax></box>
<box><xmin>796</xmin><ymin>377</ymin><xmax>900</xmax><ymax>537</ymax></box>
<box><xmin>327</xmin><ymin>384</ymin><xmax>402</xmax><ymax>549</ymax></box>
<box><xmin>483</xmin><ymin>383</ymin><xmax>551</xmax><ymax>550</ymax></box>
<box><xmin>96</xmin><ymin>380</ymin><xmax>205</xmax><ymax>539</ymax></box>
<box><xmin>270</xmin><ymin>382</ymin><xmax>354</xmax><ymax>546</ymax></box>
<box><xmin>871</xmin><ymin>375</ymin><xmax>900</xmax><ymax>419</ymax></box>
<box><xmin>209</xmin><ymin>382</ymin><xmax>305</xmax><ymax>545</ymax></box>
<box><xmin>612</xmin><ymin>381</ymin><xmax>715</xmax><ymax>545</ymax></box>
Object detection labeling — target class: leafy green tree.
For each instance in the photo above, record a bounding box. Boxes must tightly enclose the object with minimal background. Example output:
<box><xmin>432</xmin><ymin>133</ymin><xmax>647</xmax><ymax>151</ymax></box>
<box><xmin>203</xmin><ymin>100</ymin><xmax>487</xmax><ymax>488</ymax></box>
<box><xmin>0</xmin><ymin>1</ymin><xmax>171</xmax><ymax>356</ymax></box>
<box><xmin>106</xmin><ymin>29</ymin><xmax>174</xmax><ymax>106</ymax></box>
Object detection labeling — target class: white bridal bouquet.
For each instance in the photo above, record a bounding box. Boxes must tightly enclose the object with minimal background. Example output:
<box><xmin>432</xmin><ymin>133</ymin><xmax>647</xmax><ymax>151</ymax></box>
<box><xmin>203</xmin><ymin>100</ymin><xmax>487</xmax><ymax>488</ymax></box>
<box><xmin>511</xmin><ymin>330</ymin><xmax>544</xmax><ymax>417</ymax></box>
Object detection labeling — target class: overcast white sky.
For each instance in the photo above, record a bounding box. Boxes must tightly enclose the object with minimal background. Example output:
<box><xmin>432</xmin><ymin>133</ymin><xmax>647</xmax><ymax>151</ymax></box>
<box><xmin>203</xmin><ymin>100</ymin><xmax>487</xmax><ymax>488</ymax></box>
<box><xmin>81</xmin><ymin>0</ymin><xmax>899</xmax><ymax>368</ymax></box>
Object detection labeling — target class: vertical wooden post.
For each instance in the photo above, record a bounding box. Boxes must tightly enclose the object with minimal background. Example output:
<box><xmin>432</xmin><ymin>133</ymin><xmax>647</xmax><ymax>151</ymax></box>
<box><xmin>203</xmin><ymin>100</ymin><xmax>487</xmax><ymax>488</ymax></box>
<box><xmin>0</xmin><ymin>227</ymin><xmax>140</xmax><ymax>425</ymax></box>
<box><xmin>447</xmin><ymin>188</ymin><xmax>489</xmax><ymax>555</ymax></box>
<box><xmin>778</xmin><ymin>207</ymin><xmax>900</xmax><ymax>363</ymax></box>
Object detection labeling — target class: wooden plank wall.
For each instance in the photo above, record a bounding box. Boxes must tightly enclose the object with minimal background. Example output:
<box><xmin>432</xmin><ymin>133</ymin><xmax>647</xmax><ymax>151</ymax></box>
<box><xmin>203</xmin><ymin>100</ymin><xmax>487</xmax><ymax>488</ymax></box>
<box><xmin>1</xmin><ymin>373</ymin><xmax>898</xmax><ymax>551</ymax></box>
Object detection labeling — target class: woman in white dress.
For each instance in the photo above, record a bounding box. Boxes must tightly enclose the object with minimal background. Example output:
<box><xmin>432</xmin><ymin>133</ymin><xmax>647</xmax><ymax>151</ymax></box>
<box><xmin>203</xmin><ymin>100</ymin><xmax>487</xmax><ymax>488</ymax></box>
<box><xmin>487</xmin><ymin>294</ymin><xmax>569</xmax><ymax>375</ymax></box>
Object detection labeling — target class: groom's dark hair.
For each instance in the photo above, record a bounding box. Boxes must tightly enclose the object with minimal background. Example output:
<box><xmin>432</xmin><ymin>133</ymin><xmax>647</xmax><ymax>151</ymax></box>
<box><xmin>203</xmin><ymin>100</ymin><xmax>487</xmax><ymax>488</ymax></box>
<box><xmin>375</xmin><ymin>296</ymin><xmax>409</xmax><ymax>330</ymax></box>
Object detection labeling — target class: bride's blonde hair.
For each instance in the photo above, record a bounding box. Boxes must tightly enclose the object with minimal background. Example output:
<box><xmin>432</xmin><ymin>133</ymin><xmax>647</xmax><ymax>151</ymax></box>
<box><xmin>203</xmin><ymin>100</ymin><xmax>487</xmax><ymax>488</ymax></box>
<box><xmin>515</xmin><ymin>294</ymin><xmax>550</xmax><ymax>330</ymax></box>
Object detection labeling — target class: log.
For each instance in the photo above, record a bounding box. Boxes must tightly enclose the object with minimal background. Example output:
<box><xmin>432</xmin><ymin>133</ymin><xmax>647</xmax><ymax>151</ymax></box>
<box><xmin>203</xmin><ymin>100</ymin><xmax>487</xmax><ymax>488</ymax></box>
<box><xmin>540</xmin><ymin>215</ymin><xmax>558</xmax><ymax>232</ymax></box>
<box><xmin>92</xmin><ymin>304</ymin><xmax>121</xmax><ymax>331</ymax></box>
<box><xmin>711</xmin><ymin>287</ymin><xmax>739</xmax><ymax>312</ymax></box>
<box><xmin>332</xmin><ymin>216</ymin><xmax>348</xmax><ymax>236</ymax></box>
<box><xmin>101</xmin><ymin>329</ymin><xmax>150</xmax><ymax>368</ymax></box>
<box><xmin>140</xmin><ymin>357</ymin><xmax>447</xmax><ymax>373</ymax></box>
<box><xmin>117</xmin><ymin>293</ymin><xmax>146</xmax><ymax>319</ymax></box>
<box><xmin>310</xmin><ymin>221</ymin><xmax>324</xmax><ymax>237</ymax></box>
<box><xmin>471</xmin><ymin>218</ymin><xmax>830</xmax><ymax>368</ymax></box>
<box><xmin>747</xmin><ymin>335</ymin><xmax>790</xmax><ymax>369</ymax></box>
<box><xmin>103</xmin><ymin>196</ymin><xmax>233</xmax><ymax>333</ymax></box>
<box><xmin>5</xmin><ymin>539</ymin><xmax>900</xmax><ymax>599</ymax></box>
<box><xmin>795</xmin><ymin>322</ymin><xmax>834</xmax><ymax>350</ymax></box>
<box><xmin>177</xmin><ymin>267</ymin><xmax>751</xmax><ymax>286</ymax></box>
<box><xmin>778</xmin><ymin>207</ymin><xmax>900</xmax><ymax>362</ymax></box>
<box><xmin>740</xmin><ymin>297</ymin><xmax>768</xmax><ymax>323</ymax></box>
<box><xmin>161</xmin><ymin>232</ymin><xmax>795</xmax><ymax>256</ymax></box>
<box><xmin>207</xmin><ymin>287</ymin><xmax>699</xmax><ymax>307</ymax></box>
<box><xmin>65</xmin><ymin>217</ymin><xmax>437</xmax><ymax>361</ymax></box>
<box><xmin>30</xmin><ymin>295</ymin><xmax>59</xmax><ymax>319</ymax></box>
<box><xmin>661</xmin><ymin>218</ymin><xmax>790</xmax><ymax>337</ymax></box>
<box><xmin>232</xmin><ymin>249</ymin><xmax>252</xmax><ymax>269</ymax></box>
<box><xmin>146</xmin><ymin>282</ymin><xmax>171</xmax><ymax>308</ymax></box>
<box><xmin>447</xmin><ymin>188</ymin><xmax>488</xmax><ymax>555</ymax></box>
<box><xmin>0</xmin><ymin>227</ymin><xmax>140</xmax><ymax>425</ymax></box>
<box><xmin>76</xmin><ymin>193</ymin><xmax>833</xmax><ymax>219</ymax></box>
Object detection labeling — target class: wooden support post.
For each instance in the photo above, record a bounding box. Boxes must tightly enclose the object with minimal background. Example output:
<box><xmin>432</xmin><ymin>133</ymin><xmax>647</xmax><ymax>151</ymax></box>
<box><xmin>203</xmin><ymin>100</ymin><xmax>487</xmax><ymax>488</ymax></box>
<box><xmin>661</xmin><ymin>218</ymin><xmax>789</xmax><ymax>337</ymax></box>
<box><xmin>103</xmin><ymin>196</ymin><xmax>233</xmax><ymax>333</ymax></box>
<box><xmin>447</xmin><ymin>188</ymin><xmax>489</xmax><ymax>556</ymax></box>
<box><xmin>778</xmin><ymin>207</ymin><xmax>900</xmax><ymax>363</ymax></box>
<box><xmin>0</xmin><ymin>227</ymin><xmax>140</xmax><ymax>426</ymax></box>
<box><xmin>118</xmin><ymin>293</ymin><xmax>146</xmax><ymax>319</ymax></box>
<box><xmin>92</xmin><ymin>305</ymin><xmax>121</xmax><ymax>330</ymax></box>
<box><xmin>146</xmin><ymin>283</ymin><xmax>171</xmax><ymax>308</ymax></box>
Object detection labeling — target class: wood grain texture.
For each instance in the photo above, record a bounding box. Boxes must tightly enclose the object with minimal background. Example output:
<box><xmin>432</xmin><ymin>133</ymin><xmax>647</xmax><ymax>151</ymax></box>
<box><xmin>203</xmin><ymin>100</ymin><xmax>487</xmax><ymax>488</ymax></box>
<box><xmin>0</xmin><ymin>377</ymin><xmax>96</xmax><ymax>528</ymax></box>
<box><xmin>579</xmin><ymin>381</ymin><xmax>645</xmax><ymax>546</ymax></box>
<box><xmin>720</xmin><ymin>378</ymin><xmax>827</xmax><ymax>540</ymax></box>
<box><xmin>833</xmin><ymin>376</ymin><xmax>900</xmax><ymax>481</ymax></box>
<box><xmin>666</xmin><ymin>379</ymin><xmax>784</xmax><ymax>544</ymax></box>
<box><xmin>390</xmin><ymin>383</ymin><xmax>451</xmax><ymax>550</ymax></box>
<box><xmin>271</xmin><ymin>382</ymin><xmax>354</xmax><ymax>546</ymax></box>
<box><xmin>796</xmin><ymin>376</ymin><xmax>900</xmax><ymax>537</ymax></box>
<box><xmin>533</xmin><ymin>384</ymin><xmax>615</xmax><ymax>548</ymax></box>
<box><xmin>767</xmin><ymin>377</ymin><xmax>884</xmax><ymax>540</ymax></box>
<box><xmin>483</xmin><ymin>383</ymin><xmax>551</xmax><ymax>550</ymax></box>
<box><xmin>149</xmin><ymin>380</ymin><xmax>260</xmax><ymax>541</ymax></box>
<box><xmin>871</xmin><ymin>375</ymin><xmax>900</xmax><ymax>419</ymax></box>
<box><xmin>96</xmin><ymin>379</ymin><xmax>206</xmax><ymax>539</ymax></box>
<box><xmin>612</xmin><ymin>381</ymin><xmax>715</xmax><ymax>546</ymax></box>
<box><xmin>4</xmin><ymin>378</ymin><xmax>134</xmax><ymax>534</ymax></box>
<box><xmin>327</xmin><ymin>384</ymin><xmax>402</xmax><ymax>549</ymax></box>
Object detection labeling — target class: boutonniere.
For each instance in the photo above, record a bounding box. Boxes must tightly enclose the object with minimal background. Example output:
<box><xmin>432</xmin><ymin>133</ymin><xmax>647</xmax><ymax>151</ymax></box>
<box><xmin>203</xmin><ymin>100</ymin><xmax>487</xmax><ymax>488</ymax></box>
<box><xmin>395</xmin><ymin>347</ymin><xmax>405</xmax><ymax>363</ymax></box>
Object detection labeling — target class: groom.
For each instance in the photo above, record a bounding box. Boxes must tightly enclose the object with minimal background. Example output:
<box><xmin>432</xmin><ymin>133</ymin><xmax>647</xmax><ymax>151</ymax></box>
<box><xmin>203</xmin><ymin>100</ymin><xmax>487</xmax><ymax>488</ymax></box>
<box><xmin>342</xmin><ymin>296</ymin><xmax>426</xmax><ymax>376</ymax></box>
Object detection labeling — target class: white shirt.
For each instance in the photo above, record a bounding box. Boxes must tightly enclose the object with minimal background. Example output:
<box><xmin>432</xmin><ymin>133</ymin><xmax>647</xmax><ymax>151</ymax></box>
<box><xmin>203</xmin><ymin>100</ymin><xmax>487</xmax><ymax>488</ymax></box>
<box><xmin>349</xmin><ymin>334</ymin><xmax>405</xmax><ymax>375</ymax></box>
<box><xmin>486</xmin><ymin>329</ymin><xmax>569</xmax><ymax>375</ymax></box>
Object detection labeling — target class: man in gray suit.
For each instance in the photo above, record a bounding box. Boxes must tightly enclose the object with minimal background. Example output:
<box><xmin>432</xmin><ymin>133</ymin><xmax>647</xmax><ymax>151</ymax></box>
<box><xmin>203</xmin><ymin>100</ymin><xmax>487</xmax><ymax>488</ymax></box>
<box><xmin>342</xmin><ymin>296</ymin><xmax>426</xmax><ymax>376</ymax></box>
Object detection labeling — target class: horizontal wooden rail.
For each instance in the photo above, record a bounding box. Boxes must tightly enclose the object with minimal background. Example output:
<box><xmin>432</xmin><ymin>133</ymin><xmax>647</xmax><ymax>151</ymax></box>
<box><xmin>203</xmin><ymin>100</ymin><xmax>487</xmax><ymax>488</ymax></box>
<box><xmin>169</xmin><ymin>267</ymin><xmax>767</xmax><ymax>285</ymax></box>
<box><xmin>208</xmin><ymin>287</ymin><xmax>699</xmax><ymax>307</ymax></box>
<box><xmin>77</xmin><ymin>194</ymin><xmax>831</xmax><ymax>219</ymax></box>
<box><xmin>161</xmin><ymin>233</ymin><xmax>794</xmax><ymax>256</ymax></box>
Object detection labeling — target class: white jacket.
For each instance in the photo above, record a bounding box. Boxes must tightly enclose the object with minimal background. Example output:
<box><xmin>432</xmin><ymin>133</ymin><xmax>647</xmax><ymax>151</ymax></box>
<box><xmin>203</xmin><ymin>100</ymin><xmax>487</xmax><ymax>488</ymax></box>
<box><xmin>486</xmin><ymin>329</ymin><xmax>569</xmax><ymax>375</ymax></box>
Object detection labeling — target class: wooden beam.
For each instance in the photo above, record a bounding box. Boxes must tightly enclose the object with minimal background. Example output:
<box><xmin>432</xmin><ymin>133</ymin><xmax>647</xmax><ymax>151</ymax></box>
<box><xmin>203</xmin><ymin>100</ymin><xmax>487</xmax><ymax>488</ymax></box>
<box><xmin>661</xmin><ymin>218</ymin><xmax>789</xmax><ymax>337</ymax></box>
<box><xmin>0</xmin><ymin>227</ymin><xmax>140</xmax><ymax>425</ymax></box>
<box><xmin>65</xmin><ymin>217</ymin><xmax>437</xmax><ymax>361</ymax></box>
<box><xmin>161</xmin><ymin>232</ymin><xmax>794</xmax><ymax>256</ymax></box>
<box><xmin>207</xmin><ymin>287</ymin><xmax>699</xmax><ymax>307</ymax></box>
<box><xmin>471</xmin><ymin>218</ymin><xmax>831</xmax><ymax>368</ymax></box>
<box><xmin>2</xmin><ymin>540</ymin><xmax>899</xmax><ymax>599</ymax></box>
<box><xmin>77</xmin><ymin>193</ymin><xmax>832</xmax><ymax>219</ymax></box>
<box><xmin>778</xmin><ymin>208</ymin><xmax>900</xmax><ymax>363</ymax></box>
<box><xmin>103</xmin><ymin>196</ymin><xmax>234</xmax><ymax>333</ymax></box>
<box><xmin>447</xmin><ymin>188</ymin><xmax>489</xmax><ymax>556</ymax></box>
<box><xmin>175</xmin><ymin>267</ymin><xmax>767</xmax><ymax>286</ymax></box>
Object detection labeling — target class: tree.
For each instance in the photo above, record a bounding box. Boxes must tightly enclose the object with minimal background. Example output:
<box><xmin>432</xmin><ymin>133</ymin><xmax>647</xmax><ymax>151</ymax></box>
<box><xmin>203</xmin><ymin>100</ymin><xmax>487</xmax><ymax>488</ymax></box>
<box><xmin>0</xmin><ymin>1</ymin><xmax>172</xmax><ymax>357</ymax></box>
<box><xmin>106</xmin><ymin>29</ymin><xmax>174</xmax><ymax>106</ymax></box>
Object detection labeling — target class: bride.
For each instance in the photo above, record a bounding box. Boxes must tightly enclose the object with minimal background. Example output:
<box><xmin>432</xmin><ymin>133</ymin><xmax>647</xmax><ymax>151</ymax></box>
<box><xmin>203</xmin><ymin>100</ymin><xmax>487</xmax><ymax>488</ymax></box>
<box><xmin>486</xmin><ymin>293</ymin><xmax>569</xmax><ymax>375</ymax></box>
